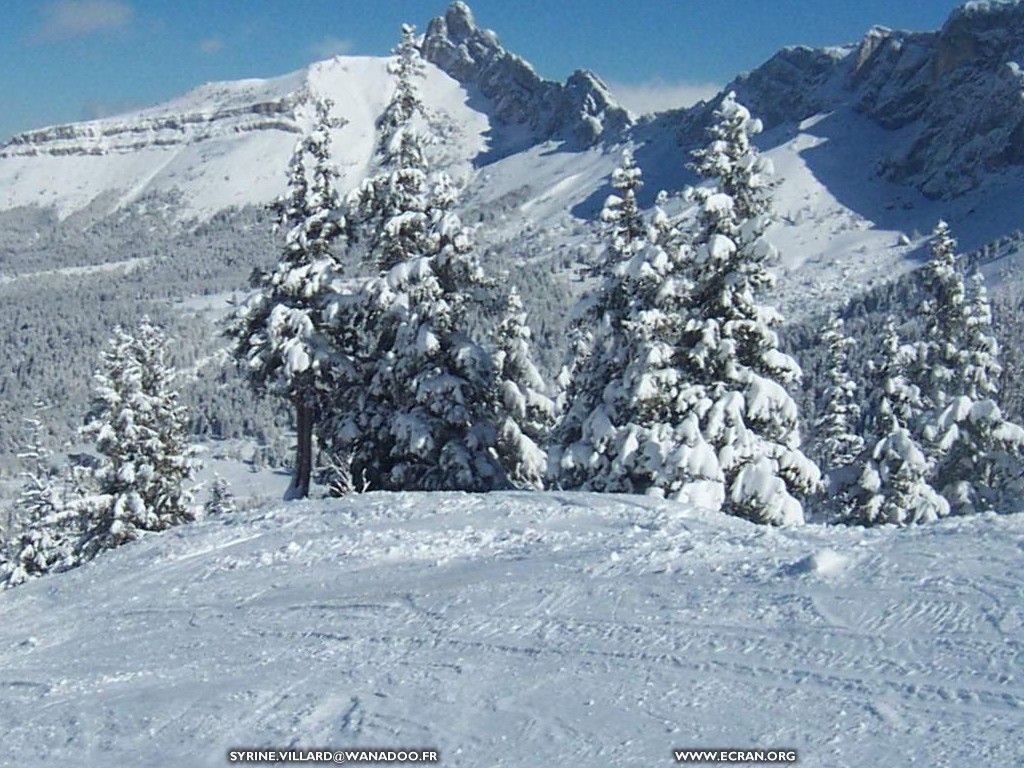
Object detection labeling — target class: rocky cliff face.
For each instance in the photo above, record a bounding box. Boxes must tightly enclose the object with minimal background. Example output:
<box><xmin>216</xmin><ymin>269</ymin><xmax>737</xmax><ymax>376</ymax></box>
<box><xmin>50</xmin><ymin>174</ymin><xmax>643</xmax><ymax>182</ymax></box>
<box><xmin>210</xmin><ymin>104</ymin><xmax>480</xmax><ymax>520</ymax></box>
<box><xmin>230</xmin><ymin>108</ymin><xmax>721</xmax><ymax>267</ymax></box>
<box><xmin>1</xmin><ymin>80</ymin><xmax>308</xmax><ymax>159</ymax></box>
<box><xmin>657</xmin><ymin>0</ymin><xmax>1024</xmax><ymax>201</ymax></box>
<box><xmin>851</xmin><ymin>2</ymin><xmax>1024</xmax><ymax>198</ymax></box>
<box><xmin>421</xmin><ymin>2</ymin><xmax>631</xmax><ymax>148</ymax></box>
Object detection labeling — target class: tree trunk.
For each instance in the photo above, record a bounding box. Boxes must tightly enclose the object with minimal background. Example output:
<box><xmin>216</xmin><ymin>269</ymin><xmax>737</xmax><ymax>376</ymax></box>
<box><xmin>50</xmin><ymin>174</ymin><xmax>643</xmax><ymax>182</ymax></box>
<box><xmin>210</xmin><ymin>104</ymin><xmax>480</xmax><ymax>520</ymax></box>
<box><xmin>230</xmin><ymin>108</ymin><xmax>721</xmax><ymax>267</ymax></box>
<box><xmin>286</xmin><ymin>399</ymin><xmax>314</xmax><ymax>500</ymax></box>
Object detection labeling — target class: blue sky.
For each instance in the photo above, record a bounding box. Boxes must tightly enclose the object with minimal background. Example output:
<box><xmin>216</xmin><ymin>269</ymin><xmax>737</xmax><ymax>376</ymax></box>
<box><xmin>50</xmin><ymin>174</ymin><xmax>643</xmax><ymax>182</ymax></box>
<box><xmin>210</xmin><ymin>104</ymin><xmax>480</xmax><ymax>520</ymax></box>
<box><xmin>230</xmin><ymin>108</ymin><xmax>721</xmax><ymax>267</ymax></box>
<box><xmin>2</xmin><ymin>0</ymin><xmax>967</xmax><ymax>140</ymax></box>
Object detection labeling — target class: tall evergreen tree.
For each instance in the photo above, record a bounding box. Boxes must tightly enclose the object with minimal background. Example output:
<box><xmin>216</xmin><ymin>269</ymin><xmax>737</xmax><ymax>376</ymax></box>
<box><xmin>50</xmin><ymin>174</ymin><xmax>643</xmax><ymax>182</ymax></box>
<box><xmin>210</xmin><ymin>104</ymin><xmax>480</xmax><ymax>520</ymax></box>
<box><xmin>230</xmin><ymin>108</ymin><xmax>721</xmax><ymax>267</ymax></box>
<box><xmin>814</xmin><ymin>317</ymin><xmax>865</xmax><ymax>520</ymax></box>
<box><xmin>493</xmin><ymin>287</ymin><xmax>555</xmax><ymax>489</ymax></box>
<box><xmin>555</xmin><ymin>149</ymin><xmax>652</xmax><ymax>490</ymax></box>
<box><xmin>2</xmin><ymin>410</ymin><xmax>76</xmax><ymax>588</ymax></box>
<box><xmin>330</xmin><ymin>23</ymin><xmax>542</xmax><ymax>492</ymax></box>
<box><xmin>816</xmin><ymin>317</ymin><xmax>864</xmax><ymax>470</ymax></box>
<box><xmin>227</xmin><ymin>97</ymin><xmax>344</xmax><ymax>499</ymax></box>
<box><xmin>914</xmin><ymin>220</ymin><xmax>966</xmax><ymax>414</ymax></box>
<box><xmin>858</xmin><ymin>319</ymin><xmax>948</xmax><ymax>525</ymax></box>
<box><xmin>910</xmin><ymin>222</ymin><xmax>1024</xmax><ymax>513</ymax></box>
<box><xmin>78</xmin><ymin>320</ymin><xmax>198</xmax><ymax>558</ymax></box>
<box><xmin>930</xmin><ymin>269</ymin><xmax>1024</xmax><ymax>513</ymax></box>
<box><xmin>681</xmin><ymin>92</ymin><xmax>820</xmax><ymax>524</ymax></box>
<box><xmin>346</xmin><ymin>24</ymin><xmax>434</xmax><ymax>273</ymax></box>
<box><xmin>599</xmin><ymin>148</ymin><xmax>648</xmax><ymax>263</ymax></box>
<box><xmin>555</xmin><ymin>159</ymin><xmax>723</xmax><ymax>501</ymax></box>
<box><xmin>963</xmin><ymin>270</ymin><xmax>1002</xmax><ymax>401</ymax></box>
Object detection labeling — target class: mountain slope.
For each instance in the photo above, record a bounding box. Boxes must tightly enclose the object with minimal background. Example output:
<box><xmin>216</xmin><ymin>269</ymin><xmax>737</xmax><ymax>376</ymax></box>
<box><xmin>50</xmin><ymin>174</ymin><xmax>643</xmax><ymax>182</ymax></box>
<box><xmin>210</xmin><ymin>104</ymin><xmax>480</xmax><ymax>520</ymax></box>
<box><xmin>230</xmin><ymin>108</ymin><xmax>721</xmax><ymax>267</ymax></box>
<box><xmin>5</xmin><ymin>1</ymin><xmax>1024</xmax><ymax>316</ymax></box>
<box><xmin>0</xmin><ymin>55</ymin><xmax>489</xmax><ymax>219</ymax></box>
<box><xmin>1</xmin><ymin>491</ymin><xmax>1022</xmax><ymax>767</ymax></box>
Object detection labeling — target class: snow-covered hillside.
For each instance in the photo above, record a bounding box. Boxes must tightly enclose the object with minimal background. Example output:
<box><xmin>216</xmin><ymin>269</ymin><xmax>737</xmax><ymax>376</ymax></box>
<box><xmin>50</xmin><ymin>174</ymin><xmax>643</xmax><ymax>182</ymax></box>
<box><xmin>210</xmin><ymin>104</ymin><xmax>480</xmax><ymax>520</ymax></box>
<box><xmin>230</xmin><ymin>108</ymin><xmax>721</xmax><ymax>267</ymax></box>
<box><xmin>2</xmin><ymin>492</ymin><xmax>1022</xmax><ymax>767</ymax></box>
<box><xmin>0</xmin><ymin>55</ymin><xmax>489</xmax><ymax>219</ymax></box>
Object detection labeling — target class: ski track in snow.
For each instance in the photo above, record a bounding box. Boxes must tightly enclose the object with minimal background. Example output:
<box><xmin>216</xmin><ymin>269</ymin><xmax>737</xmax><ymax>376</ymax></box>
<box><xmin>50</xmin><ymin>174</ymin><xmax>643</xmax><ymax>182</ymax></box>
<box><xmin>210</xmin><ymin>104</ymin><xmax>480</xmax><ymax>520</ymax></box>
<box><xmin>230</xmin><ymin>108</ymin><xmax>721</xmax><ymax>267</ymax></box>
<box><xmin>1</xmin><ymin>492</ymin><xmax>1022</xmax><ymax>767</ymax></box>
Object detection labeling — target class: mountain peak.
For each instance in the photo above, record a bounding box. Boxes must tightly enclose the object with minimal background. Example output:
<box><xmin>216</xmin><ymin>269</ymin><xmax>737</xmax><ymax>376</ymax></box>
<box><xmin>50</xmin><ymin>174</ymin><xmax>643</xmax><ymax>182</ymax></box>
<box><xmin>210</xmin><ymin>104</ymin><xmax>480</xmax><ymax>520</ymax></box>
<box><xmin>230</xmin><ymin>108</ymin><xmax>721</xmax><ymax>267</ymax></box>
<box><xmin>422</xmin><ymin>2</ymin><xmax>631</xmax><ymax>150</ymax></box>
<box><xmin>443</xmin><ymin>1</ymin><xmax>477</xmax><ymax>39</ymax></box>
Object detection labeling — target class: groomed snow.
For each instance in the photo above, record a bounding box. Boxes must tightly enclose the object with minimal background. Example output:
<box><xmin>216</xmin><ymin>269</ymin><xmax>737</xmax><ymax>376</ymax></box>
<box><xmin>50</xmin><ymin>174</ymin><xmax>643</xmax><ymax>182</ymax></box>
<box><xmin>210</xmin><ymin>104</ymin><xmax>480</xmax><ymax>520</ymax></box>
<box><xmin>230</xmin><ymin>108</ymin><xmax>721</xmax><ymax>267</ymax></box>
<box><xmin>1</xmin><ymin>491</ymin><xmax>1022</xmax><ymax>766</ymax></box>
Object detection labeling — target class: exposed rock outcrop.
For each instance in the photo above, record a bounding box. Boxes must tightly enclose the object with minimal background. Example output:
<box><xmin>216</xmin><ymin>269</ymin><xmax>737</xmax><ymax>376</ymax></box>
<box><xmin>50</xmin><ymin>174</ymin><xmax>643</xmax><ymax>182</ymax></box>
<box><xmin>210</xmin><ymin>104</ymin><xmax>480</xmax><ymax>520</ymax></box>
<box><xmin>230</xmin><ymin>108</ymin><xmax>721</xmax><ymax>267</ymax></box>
<box><xmin>421</xmin><ymin>2</ymin><xmax>631</xmax><ymax>147</ymax></box>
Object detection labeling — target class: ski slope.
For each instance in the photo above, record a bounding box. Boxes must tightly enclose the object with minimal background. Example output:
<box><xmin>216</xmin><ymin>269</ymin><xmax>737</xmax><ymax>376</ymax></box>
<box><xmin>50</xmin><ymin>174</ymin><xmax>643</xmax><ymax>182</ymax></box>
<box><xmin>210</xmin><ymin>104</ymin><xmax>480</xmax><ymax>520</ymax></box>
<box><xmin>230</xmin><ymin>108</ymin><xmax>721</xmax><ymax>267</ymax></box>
<box><xmin>1</xmin><ymin>492</ymin><xmax>1022</xmax><ymax>767</ymax></box>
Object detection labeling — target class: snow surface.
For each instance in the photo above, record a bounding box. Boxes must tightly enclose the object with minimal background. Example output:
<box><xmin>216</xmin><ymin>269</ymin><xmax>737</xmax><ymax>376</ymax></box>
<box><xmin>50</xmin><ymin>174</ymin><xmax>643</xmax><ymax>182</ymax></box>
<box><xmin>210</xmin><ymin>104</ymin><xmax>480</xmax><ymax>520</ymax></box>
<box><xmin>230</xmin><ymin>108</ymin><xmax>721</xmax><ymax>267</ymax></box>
<box><xmin>0</xmin><ymin>56</ymin><xmax>488</xmax><ymax>221</ymax></box>
<box><xmin>1</xmin><ymin>491</ymin><xmax>1022</xmax><ymax>767</ymax></box>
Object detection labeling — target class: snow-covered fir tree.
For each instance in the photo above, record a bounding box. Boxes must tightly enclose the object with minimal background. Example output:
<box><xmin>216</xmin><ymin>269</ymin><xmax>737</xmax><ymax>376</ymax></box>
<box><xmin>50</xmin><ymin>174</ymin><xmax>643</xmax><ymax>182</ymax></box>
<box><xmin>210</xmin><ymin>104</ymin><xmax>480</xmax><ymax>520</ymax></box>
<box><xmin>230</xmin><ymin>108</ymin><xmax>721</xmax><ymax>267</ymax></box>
<box><xmin>553</xmin><ymin>152</ymin><xmax>654</xmax><ymax>425</ymax></box>
<box><xmin>346</xmin><ymin>23</ymin><xmax>434</xmax><ymax>273</ymax></box>
<box><xmin>901</xmin><ymin>222</ymin><xmax>1024</xmax><ymax>513</ymax></box>
<box><xmin>963</xmin><ymin>270</ymin><xmax>1002</xmax><ymax>402</ymax></box>
<box><xmin>346</xmin><ymin>202</ymin><xmax>507</xmax><ymax>491</ymax></box>
<box><xmin>816</xmin><ymin>317</ymin><xmax>864</xmax><ymax>468</ymax></box>
<box><xmin>598</xmin><ymin>149</ymin><xmax>648</xmax><ymax>264</ymax></box>
<box><xmin>78</xmin><ymin>320</ymin><xmax>198</xmax><ymax>559</ymax></box>
<box><xmin>857</xmin><ymin>319</ymin><xmax>948</xmax><ymax>526</ymax></box>
<box><xmin>493</xmin><ymin>287</ymin><xmax>556</xmax><ymax>489</ymax></box>
<box><xmin>555</xmin><ymin>156</ymin><xmax>723</xmax><ymax>501</ymax></box>
<box><xmin>1</xmin><ymin>410</ymin><xmax>76</xmax><ymax>588</ymax></box>
<box><xmin>204</xmin><ymin>475</ymin><xmax>237</xmax><ymax>517</ymax></box>
<box><xmin>14</xmin><ymin>410</ymin><xmax>60</xmax><ymax>527</ymax></box>
<box><xmin>555</xmin><ymin>149</ymin><xmax>650</xmax><ymax>488</ymax></box>
<box><xmin>680</xmin><ymin>92</ymin><xmax>820</xmax><ymax>524</ymax></box>
<box><xmin>226</xmin><ymin>97</ymin><xmax>344</xmax><ymax>499</ymax></box>
<box><xmin>914</xmin><ymin>220</ymin><xmax>966</xmax><ymax>414</ymax></box>
<box><xmin>929</xmin><ymin>269</ymin><xmax>1024</xmax><ymax>513</ymax></box>
<box><xmin>815</xmin><ymin>317</ymin><xmax>865</xmax><ymax>520</ymax></box>
<box><xmin>377</xmin><ymin>23</ymin><xmax>426</xmax><ymax>167</ymax></box>
<box><xmin>329</xmin><ymin>23</ymin><xmax>542</xmax><ymax>492</ymax></box>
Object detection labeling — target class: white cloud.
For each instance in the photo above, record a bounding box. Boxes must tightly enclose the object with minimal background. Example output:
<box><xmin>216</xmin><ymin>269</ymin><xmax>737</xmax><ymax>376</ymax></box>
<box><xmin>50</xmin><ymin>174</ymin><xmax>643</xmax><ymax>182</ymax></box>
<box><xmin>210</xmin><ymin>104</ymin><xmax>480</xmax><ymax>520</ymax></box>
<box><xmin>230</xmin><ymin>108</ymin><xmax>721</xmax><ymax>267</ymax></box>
<box><xmin>607</xmin><ymin>78</ymin><xmax>721</xmax><ymax>116</ymax></box>
<box><xmin>200</xmin><ymin>37</ymin><xmax>224</xmax><ymax>55</ymax></box>
<box><xmin>36</xmin><ymin>0</ymin><xmax>133</xmax><ymax>41</ymax></box>
<box><xmin>309</xmin><ymin>36</ymin><xmax>355</xmax><ymax>60</ymax></box>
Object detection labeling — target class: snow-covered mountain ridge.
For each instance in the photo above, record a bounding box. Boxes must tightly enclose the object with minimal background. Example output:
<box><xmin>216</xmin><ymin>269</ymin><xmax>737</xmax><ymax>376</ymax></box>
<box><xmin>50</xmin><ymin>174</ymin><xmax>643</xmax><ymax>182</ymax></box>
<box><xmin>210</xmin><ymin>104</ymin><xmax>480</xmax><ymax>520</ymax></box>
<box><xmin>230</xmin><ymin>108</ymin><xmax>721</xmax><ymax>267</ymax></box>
<box><xmin>667</xmin><ymin>0</ymin><xmax>1024</xmax><ymax>200</ymax></box>
<box><xmin>4</xmin><ymin>1</ymin><xmax>1024</xmax><ymax>316</ymax></box>
<box><xmin>7</xmin><ymin>1</ymin><xmax>1024</xmax><ymax>212</ymax></box>
<box><xmin>422</xmin><ymin>2</ymin><xmax>632</xmax><ymax>150</ymax></box>
<box><xmin>0</xmin><ymin>74</ymin><xmax>308</xmax><ymax>159</ymax></box>
<box><xmin>2</xmin><ymin>491</ymin><xmax>1021</xmax><ymax>767</ymax></box>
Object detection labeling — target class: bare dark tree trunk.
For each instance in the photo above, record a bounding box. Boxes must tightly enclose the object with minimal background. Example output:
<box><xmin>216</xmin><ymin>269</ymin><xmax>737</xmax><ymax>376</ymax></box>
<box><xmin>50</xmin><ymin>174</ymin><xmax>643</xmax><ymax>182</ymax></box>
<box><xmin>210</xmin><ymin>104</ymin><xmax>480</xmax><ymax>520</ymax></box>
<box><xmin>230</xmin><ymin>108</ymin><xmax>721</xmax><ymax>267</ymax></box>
<box><xmin>286</xmin><ymin>399</ymin><xmax>315</xmax><ymax>500</ymax></box>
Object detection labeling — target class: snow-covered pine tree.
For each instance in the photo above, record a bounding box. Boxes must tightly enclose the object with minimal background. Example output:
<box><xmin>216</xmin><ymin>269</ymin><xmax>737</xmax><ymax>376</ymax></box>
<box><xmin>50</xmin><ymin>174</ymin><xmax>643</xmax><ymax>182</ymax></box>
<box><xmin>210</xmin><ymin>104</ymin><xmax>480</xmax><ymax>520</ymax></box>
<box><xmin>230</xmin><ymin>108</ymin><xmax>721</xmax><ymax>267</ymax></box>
<box><xmin>15</xmin><ymin>410</ymin><xmax>59</xmax><ymax>527</ymax></box>
<box><xmin>815</xmin><ymin>317</ymin><xmax>865</xmax><ymax>520</ymax></box>
<box><xmin>346</xmin><ymin>23</ymin><xmax>433</xmax><ymax>273</ymax></box>
<box><xmin>204</xmin><ymin>475</ymin><xmax>237</xmax><ymax>517</ymax></box>
<box><xmin>682</xmin><ymin>92</ymin><xmax>820</xmax><ymax>524</ymax></box>
<box><xmin>857</xmin><ymin>319</ymin><xmax>948</xmax><ymax>526</ymax></box>
<box><xmin>816</xmin><ymin>317</ymin><xmax>864</xmax><ymax>468</ymax></box>
<box><xmin>331</xmin><ymin>23</ymin><xmax>539</xmax><ymax>492</ymax></box>
<box><xmin>378</xmin><ymin>23</ymin><xmax>426</xmax><ymax>168</ymax></box>
<box><xmin>555</xmin><ymin>157</ymin><xmax>723</xmax><ymax>501</ymax></box>
<box><xmin>554</xmin><ymin>149</ymin><xmax>650</xmax><ymax>490</ymax></box>
<box><xmin>1</xmin><ymin>411</ymin><xmax>76</xmax><ymax>588</ymax></box>
<box><xmin>562</xmin><ymin>147</ymin><xmax>646</xmax><ymax>394</ymax></box>
<box><xmin>902</xmin><ymin>222</ymin><xmax>1024</xmax><ymax>513</ymax></box>
<box><xmin>493</xmin><ymin>287</ymin><xmax>556</xmax><ymax>489</ymax></box>
<box><xmin>78</xmin><ymin>320</ymin><xmax>198</xmax><ymax>559</ymax></box>
<box><xmin>914</xmin><ymin>220</ymin><xmax>965</xmax><ymax>414</ymax></box>
<box><xmin>929</xmin><ymin>266</ymin><xmax>1024</xmax><ymax>513</ymax></box>
<box><xmin>963</xmin><ymin>270</ymin><xmax>1002</xmax><ymax>402</ymax></box>
<box><xmin>350</xmin><ymin>200</ymin><xmax>509</xmax><ymax>491</ymax></box>
<box><xmin>599</xmin><ymin>149</ymin><xmax>648</xmax><ymax>264</ymax></box>
<box><xmin>227</xmin><ymin>97</ymin><xmax>344</xmax><ymax>499</ymax></box>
